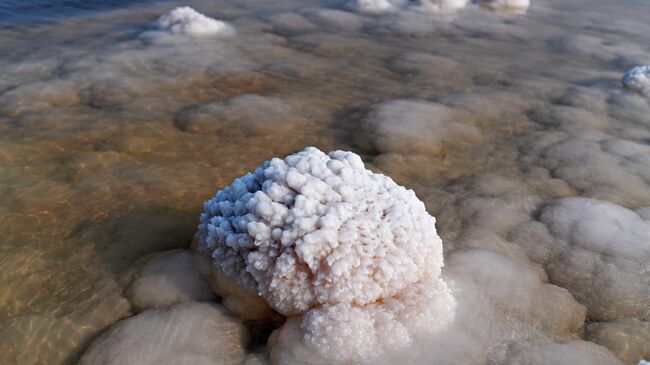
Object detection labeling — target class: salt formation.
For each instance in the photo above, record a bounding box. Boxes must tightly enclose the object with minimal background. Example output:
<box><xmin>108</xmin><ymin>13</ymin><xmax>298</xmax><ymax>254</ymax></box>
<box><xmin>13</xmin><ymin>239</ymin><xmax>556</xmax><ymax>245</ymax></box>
<box><xmin>418</xmin><ymin>0</ymin><xmax>469</xmax><ymax>13</ymax></box>
<box><xmin>349</xmin><ymin>0</ymin><xmax>467</xmax><ymax>14</ymax></box>
<box><xmin>300</xmin><ymin>8</ymin><xmax>364</xmax><ymax>32</ymax></box>
<box><xmin>79</xmin><ymin>302</ymin><xmax>248</xmax><ymax>365</ymax></box>
<box><xmin>156</xmin><ymin>6</ymin><xmax>234</xmax><ymax>38</ymax></box>
<box><xmin>587</xmin><ymin>319</ymin><xmax>650</xmax><ymax>364</ymax></box>
<box><xmin>356</xmin><ymin>100</ymin><xmax>483</xmax><ymax>156</ymax></box>
<box><xmin>195</xmin><ymin>147</ymin><xmax>456</xmax><ymax>362</ymax></box>
<box><xmin>490</xmin><ymin>339</ymin><xmax>624</xmax><ymax>365</ymax></box>
<box><xmin>174</xmin><ymin>95</ymin><xmax>306</xmax><ymax>137</ymax></box>
<box><xmin>351</xmin><ymin>0</ymin><xmax>405</xmax><ymax>14</ymax></box>
<box><xmin>540</xmin><ymin>198</ymin><xmax>650</xmax><ymax>321</ymax></box>
<box><xmin>479</xmin><ymin>0</ymin><xmax>530</xmax><ymax>11</ymax></box>
<box><xmin>479</xmin><ymin>0</ymin><xmax>530</xmax><ymax>12</ymax></box>
<box><xmin>623</xmin><ymin>66</ymin><xmax>650</xmax><ymax>96</ymax></box>
<box><xmin>124</xmin><ymin>250</ymin><xmax>215</xmax><ymax>311</ymax></box>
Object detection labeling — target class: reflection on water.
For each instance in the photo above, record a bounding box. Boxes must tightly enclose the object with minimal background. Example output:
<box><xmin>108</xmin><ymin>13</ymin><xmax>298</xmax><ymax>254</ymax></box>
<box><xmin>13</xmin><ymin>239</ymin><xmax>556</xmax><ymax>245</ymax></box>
<box><xmin>0</xmin><ymin>0</ymin><xmax>157</xmax><ymax>26</ymax></box>
<box><xmin>0</xmin><ymin>0</ymin><xmax>648</xmax><ymax>364</ymax></box>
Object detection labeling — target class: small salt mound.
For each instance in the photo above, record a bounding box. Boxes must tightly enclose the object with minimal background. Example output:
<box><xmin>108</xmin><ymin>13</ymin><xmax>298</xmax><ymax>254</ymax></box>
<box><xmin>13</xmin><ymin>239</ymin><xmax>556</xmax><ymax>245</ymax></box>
<box><xmin>174</xmin><ymin>94</ymin><xmax>307</xmax><ymax>137</ymax></box>
<box><xmin>623</xmin><ymin>65</ymin><xmax>650</xmax><ymax>96</ymax></box>
<box><xmin>446</xmin><ymin>249</ymin><xmax>586</xmax><ymax>337</ymax></box>
<box><xmin>541</xmin><ymin>197</ymin><xmax>650</xmax><ymax>261</ymax></box>
<box><xmin>264</xmin><ymin>12</ymin><xmax>317</xmax><ymax>35</ymax></box>
<box><xmin>156</xmin><ymin>7</ymin><xmax>234</xmax><ymax>38</ymax></box>
<box><xmin>125</xmin><ymin>250</ymin><xmax>215</xmax><ymax>311</ymax></box>
<box><xmin>349</xmin><ymin>0</ymin><xmax>467</xmax><ymax>14</ymax></box>
<box><xmin>479</xmin><ymin>0</ymin><xmax>530</xmax><ymax>12</ymax></box>
<box><xmin>388</xmin><ymin>52</ymin><xmax>470</xmax><ymax>88</ymax></box>
<box><xmin>300</xmin><ymin>8</ymin><xmax>363</xmax><ymax>32</ymax></box>
<box><xmin>586</xmin><ymin>319</ymin><xmax>650</xmax><ymax>365</ymax></box>
<box><xmin>357</xmin><ymin>100</ymin><xmax>483</xmax><ymax>156</ymax></box>
<box><xmin>532</xmin><ymin>135</ymin><xmax>650</xmax><ymax>206</ymax></box>
<box><xmin>492</xmin><ymin>339</ymin><xmax>623</xmax><ymax>365</ymax></box>
<box><xmin>79</xmin><ymin>302</ymin><xmax>248</xmax><ymax>365</ymax></box>
<box><xmin>417</xmin><ymin>0</ymin><xmax>469</xmax><ymax>13</ymax></box>
<box><xmin>351</xmin><ymin>0</ymin><xmax>406</xmax><ymax>14</ymax></box>
<box><xmin>540</xmin><ymin>197</ymin><xmax>650</xmax><ymax>321</ymax></box>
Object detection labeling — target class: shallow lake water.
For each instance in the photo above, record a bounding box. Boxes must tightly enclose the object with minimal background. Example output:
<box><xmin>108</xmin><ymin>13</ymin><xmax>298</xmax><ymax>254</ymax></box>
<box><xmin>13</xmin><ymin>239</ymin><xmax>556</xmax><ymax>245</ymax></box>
<box><xmin>0</xmin><ymin>0</ymin><xmax>649</xmax><ymax>364</ymax></box>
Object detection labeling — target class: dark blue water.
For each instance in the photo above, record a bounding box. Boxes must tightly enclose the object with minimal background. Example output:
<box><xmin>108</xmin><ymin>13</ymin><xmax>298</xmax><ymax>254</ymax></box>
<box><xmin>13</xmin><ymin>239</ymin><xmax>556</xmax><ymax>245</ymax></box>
<box><xmin>0</xmin><ymin>0</ymin><xmax>158</xmax><ymax>26</ymax></box>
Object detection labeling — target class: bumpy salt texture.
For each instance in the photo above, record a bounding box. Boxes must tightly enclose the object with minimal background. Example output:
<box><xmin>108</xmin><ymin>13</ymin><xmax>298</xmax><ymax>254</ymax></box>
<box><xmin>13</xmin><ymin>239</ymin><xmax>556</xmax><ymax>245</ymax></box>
<box><xmin>156</xmin><ymin>6</ymin><xmax>234</xmax><ymax>38</ymax></box>
<box><xmin>623</xmin><ymin>65</ymin><xmax>650</xmax><ymax>96</ymax></box>
<box><xmin>195</xmin><ymin>147</ymin><xmax>456</xmax><ymax>362</ymax></box>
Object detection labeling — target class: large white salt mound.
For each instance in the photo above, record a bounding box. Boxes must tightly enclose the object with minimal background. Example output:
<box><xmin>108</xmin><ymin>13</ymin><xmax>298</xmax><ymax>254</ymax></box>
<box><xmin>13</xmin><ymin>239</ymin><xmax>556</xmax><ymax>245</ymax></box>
<box><xmin>79</xmin><ymin>302</ymin><xmax>248</xmax><ymax>365</ymax></box>
<box><xmin>156</xmin><ymin>7</ymin><xmax>234</xmax><ymax>38</ymax></box>
<box><xmin>197</xmin><ymin>146</ymin><xmax>446</xmax><ymax>315</ymax></box>
<box><xmin>196</xmin><ymin>147</ymin><xmax>455</xmax><ymax>361</ymax></box>
<box><xmin>623</xmin><ymin>65</ymin><xmax>650</xmax><ymax>96</ymax></box>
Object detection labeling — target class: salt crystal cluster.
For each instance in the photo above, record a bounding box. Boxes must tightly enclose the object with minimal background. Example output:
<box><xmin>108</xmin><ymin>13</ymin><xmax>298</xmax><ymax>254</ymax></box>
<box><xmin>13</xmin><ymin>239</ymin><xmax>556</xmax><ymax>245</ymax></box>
<box><xmin>156</xmin><ymin>6</ymin><xmax>234</xmax><ymax>38</ymax></box>
<box><xmin>195</xmin><ymin>147</ymin><xmax>455</xmax><ymax>361</ymax></box>
<box><xmin>352</xmin><ymin>0</ymin><xmax>405</xmax><ymax>14</ymax></box>
<box><xmin>479</xmin><ymin>0</ymin><xmax>530</xmax><ymax>12</ymax></box>
<box><xmin>419</xmin><ymin>0</ymin><xmax>469</xmax><ymax>12</ymax></box>
<box><xmin>350</xmin><ymin>0</ymin><xmax>469</xmax><ymax>14</ymax></box>
<box><xmin>623</xmin><ymin>65</ymin><xmax>650</xmax><ymax>96</ymax></box>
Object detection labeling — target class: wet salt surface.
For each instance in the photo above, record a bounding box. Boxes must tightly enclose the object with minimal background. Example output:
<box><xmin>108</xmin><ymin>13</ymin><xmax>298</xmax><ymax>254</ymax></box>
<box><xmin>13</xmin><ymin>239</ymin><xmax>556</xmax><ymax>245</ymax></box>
<box><xmin>0</xmin><ymin>0</ymin><xmax>649</xmax><ymax>364</ymax></box>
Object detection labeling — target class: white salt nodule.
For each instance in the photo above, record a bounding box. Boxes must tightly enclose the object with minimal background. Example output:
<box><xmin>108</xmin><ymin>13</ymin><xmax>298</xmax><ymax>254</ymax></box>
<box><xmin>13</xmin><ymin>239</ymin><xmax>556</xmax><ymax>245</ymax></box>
<box><xmin>623</xmin><ymin>65</ymin><xmax>650</xmax><ymax>96</ymax></box>
<box><xmin>351</xmin><ymin>0</ymin><xmax>405</xmax><ymax>14</ymax></box>
<box><xmin>156</xmin><ymin>7</ymin><xmax>234</xmax><ymax>38</ymax></box>
<box><xmin>350</xmin><ymin>0</ymin><xmax>468</xmax><ymax>14</ymax></box>
<box><xmin>479</xmin><ymin>0</ymin><xmax>530</xmax><ymax>11</ymax></box>
<box><xmin>196</xmin><ymin>147</ymin><xmax>455</xmax><ymax>361</ymax></box>
<box><xmin>418</xmin><ymin>0</ymin><xmax>469</xmax><ymax>13</ymax></box>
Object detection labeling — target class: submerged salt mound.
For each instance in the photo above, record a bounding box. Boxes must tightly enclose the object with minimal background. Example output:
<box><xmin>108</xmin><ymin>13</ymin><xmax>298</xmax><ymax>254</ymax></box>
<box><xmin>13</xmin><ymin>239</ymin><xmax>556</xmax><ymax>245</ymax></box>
<box><xmin>417</xmin><ymin>0</ymin><xmax>469</xmax><ymax>13</ymax></box>
<box><xmin>540</xmin><ymin>197</ymin><xmax>650</xmax><ymax>321</ymax></box>
<box><xmin>156</xmin><ymin>7</ymin><xmax>234</xmax><ymax>38</ymax></box>
<box><xmin>492</xmin><ymin>339</ymin><xmax>623</xmax><ymax>365</ymax></box>
<box><xmin>541</xmin><ymin>198</ymin><xmax>650</xmax><ymax>262</ymax></box>
<box><xmin>196</xmin><ymin>147</ymin><xmax>455</xmax><ymax>361</ymax></box>
<box><xmin>623</xmin><ymin>65</ymin><xmax>650</xmax><ymax>96</ymax></box>
<box><xmin>79</xmin><ymin>302</ymin><xmax>248</xmax><ymax>365</ymax></box>
<box><xmin>587</xmin><ymin>319</ymin><xmax>650</xmax><ymax>365</ymax></box>
<box><xmin>351</xmin><ymin>0</ymin><xmax>406</xmax><ymax>14</ymax></box>
<box><xmin>125</xmin><ymin>250</ymin><xmax>215</xmax><ymax>311</ymax></box>
<box><xmin>357</xmin><ymin>100</ymin><xmax>483</xmax><ymax>156</ymax></box>
<box><xmin>174</xmin><ymin>95</ymin><xmax>306</xmax><ymax>137</ymax></box>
